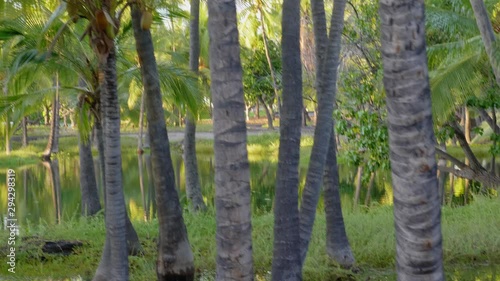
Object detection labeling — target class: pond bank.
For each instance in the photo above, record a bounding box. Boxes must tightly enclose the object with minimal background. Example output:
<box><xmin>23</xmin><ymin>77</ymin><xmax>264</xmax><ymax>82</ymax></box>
<box><xmin>1</xmin><ymin>196</ymin><xmax>498</xmax><ymax>280</ymax></box>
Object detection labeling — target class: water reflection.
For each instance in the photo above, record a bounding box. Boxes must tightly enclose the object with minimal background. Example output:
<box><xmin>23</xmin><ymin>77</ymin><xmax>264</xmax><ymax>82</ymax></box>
<box><xmin>0</xmin><ymin>151</ymin><xmax>491</xmax><ymax>225</ymax></box>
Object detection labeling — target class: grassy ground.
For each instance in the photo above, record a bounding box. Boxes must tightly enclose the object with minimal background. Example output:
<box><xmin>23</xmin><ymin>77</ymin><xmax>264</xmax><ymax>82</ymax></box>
<box><xmin>0</xmin><ymin>197</ymin><xmax>499</xmax><ymax>280</ymax></box>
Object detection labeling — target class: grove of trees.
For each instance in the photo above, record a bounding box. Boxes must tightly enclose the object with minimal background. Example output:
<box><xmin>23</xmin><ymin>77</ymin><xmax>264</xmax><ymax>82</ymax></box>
<box><xmin>1</xmin><ymin>0</ymin><xmax>500</xmax><ymax>280</ymax></box>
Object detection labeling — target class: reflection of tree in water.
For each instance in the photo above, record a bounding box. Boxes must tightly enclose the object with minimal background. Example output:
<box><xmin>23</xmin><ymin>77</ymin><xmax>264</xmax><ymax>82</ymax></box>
<box><xmin>42</xmin><ymin>160</ymin><xmax>61</xmax><ymax>224</ymax></box>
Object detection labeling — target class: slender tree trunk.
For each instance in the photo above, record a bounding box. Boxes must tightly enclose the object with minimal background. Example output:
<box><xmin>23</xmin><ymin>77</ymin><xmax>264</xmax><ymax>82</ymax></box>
<box><xmin>470</xmin><ymin>0</ymin><xmax>500</xmax><ymax>86</ymax></box>
<box><xmin>364</xmin><ymin>172</ymin><xmax>376</xmax><ymax>206</ymax></box>
<box><xmin>299</xmin><ymin>0</ymin><xmax>349</xmax><ymax>266</ymax></box>
<box><xmin>258</xmin><ymin>95</ymin><xmax>275</xmax><ymax>130</ymax></box>
<box><xmin>271</xmin><ymin>0</ymin><xmax>303</xmax><ymax>278</ymax></box>
<box><xmin>22</xmin><ymin>117</ymin><xmax>28</xmax><ymax>147</ymax></box>
<box><xmin>137</xmin><ymin>89</ymin><xmax>145</xmax><ymax>154</ymax></box>
<box><xmin>353</xmin><ymin>165</ymin><xmax>363</xmax><ymax>207</ymax></box>
<box><xmin>42</xmin><ymin>75</ymin><xmax>60</xmax><ymax>161</ymax></box>
<box><xmin>185</xmin><ymin>0</ymin><xmax>206</xmax><ymax>212</ymax></box>
<box><xmin>491</xmin><ymin>106</ymin><xmax>497</xmax><ymax>174</ymax></box>
<box><xmin>380</xmin><ymin>0</ymin><xmax>445</xmax><ymax>279</ymax></box>
<box><xmin>184</xmin><ymin>116</ymin><xmax>206</xmax><ymax>211</ymax></box>
<box><xmin>208</xmin><ymin>0</ymin><xmax>253</xmax><ymax>279</ymax></box>
<box><xmin>132</xmin><ymin>5</ymin><xmax>195</xmax><ymax>280</ymax></box>
<box><xmin>93</xmin><ymin>50</ymin><xmax>128</xmax><ymax>281</ymax></box>
<box><xmin>437</xmin><ymin>142</ymin><xmax>447</xmax><ymax>206</ymax></box>
<box><xmin>138</xmin><ymin>154</ymin><xmax>148</xmax><ymax>221</ymax></box>
<box><xmin>79</xmin><ymin>132</ymin><xmax>102</xmax><ymax>216</ymax></box>
<box><xmin>257</xmin><ymin>2</ymin><xmax>281</xmax><ymax>118</ymax></box>
<box><xmin>464</xmin><ymin>107</ymin><xmax>471</xmax><ymax>143</ymax></box>
<box><xmin>257</xmin><ymin>96</ymin><xmax>274</xmax><ymax>130</ymax></box>
<box><xmin>324</xmin><ymin>128</ymin><xmax>355</xmax><ymax>267</ymax></box>
<box><xmin>256</xmin><ymin>102</ymin><xmax>260</xmax><ymax>119</ymax></box>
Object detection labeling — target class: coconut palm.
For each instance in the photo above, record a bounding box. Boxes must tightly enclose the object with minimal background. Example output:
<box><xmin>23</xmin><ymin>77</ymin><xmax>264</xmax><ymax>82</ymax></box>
<box><xmin>271</xmin><ymin>0</ymin><xmax>303</xmax><ymax>278</ymax></box>
<box><xmin>208</xmin><ymin>0</ymin><xmax>254</xmax><ymax>279</ymax></box>
<box><xmin>379</xmin><ymin>0</ymin><xmax>445</xmax><ymax>279</ymax></box>
<box><xmin>185</xmin><ymin>0</ymin><xmax>207</xmax><ymax>212</ymax></box>
<box><xmin>298</xmin><ymin>0</ymin><xmax>354</xmax><ymax>268</ymax></box>
<box><xmin>130</xmin><ymin>2</ymin><xmax>195</xmax><ymax>279</ymax></box>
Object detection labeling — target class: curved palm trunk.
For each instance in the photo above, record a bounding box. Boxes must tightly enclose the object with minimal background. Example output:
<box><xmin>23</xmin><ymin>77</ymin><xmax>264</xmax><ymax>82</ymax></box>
<box><xmin>324</xmin><ymin>129</ymin><xmax>354</xmax><ymax>267</ymax></box>
<box><xmin>131</xmin><ymin>5</ymin><xmax>194</xmax><ymax>280</ymax></box>
<box><xmin>208</xmin><ymin>1</ymin><xmax>254</xmax><ymax>279</ymax></box>
<box><xmin>299</xmin><ymin>0</ymin><xmax>349</xmax><ymax>265</ymax></box>
<box><xmin>380</xmin><ymin>0</ymin><xmax>444</xmax><ymax>279</ymax></box>
<box><xmin>93</xmin><ymin>49</ymin><xmax>128</xmax><ymax>281</ymax></box>
<box><xmin>42</xmin><ymin>76</ymin><xmax>60</xmax><ymax>161</ymax></box>
<box><xmin>271</xmin><ymin>0</ymin><xmax>302</xmax><ymax>279</ymax></box>
<box><xmin>78</xmin><ymin>132</ymin><xmax>101</xmax><ymax>216</ymax></box>
<box><xmin>470</xmin><ymin>0</ymin><xmax>500</xmax><ymax>86</ymax></box>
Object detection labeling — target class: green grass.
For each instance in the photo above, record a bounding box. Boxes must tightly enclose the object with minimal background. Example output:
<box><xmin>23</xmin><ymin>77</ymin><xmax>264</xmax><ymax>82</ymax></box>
<box><xmin>1</xmin><ymin>197</ymin><xmax>499</xmax><ymax>280</ymax></box>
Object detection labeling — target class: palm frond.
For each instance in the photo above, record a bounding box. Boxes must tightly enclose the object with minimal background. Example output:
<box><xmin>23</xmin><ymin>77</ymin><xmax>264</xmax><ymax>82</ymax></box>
<box><xmin>430</xmin><ymin>52</ymin><xmax>486</xmax><ymax>124</ymax></box>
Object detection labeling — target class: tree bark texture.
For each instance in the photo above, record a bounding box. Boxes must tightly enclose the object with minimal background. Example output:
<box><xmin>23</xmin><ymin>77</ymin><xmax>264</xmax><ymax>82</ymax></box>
<box><xmin>78</xmin><ymin>132</ymin><xmax>101</xmax><ymax>216</ymax></box>
<box><xmin>469</xmin><ymin>0</ymin><xmax>500</xmax><ymax>86</ymax></box>
<box><xmin>299</xmin><ymin>0</ymin><xmax>350</xmax><ymax>266</ymax></box>
<box><xmin>185</xmin><ymin>0</ymin><xmax>206</xmax><ymax>212</ymax></box>
<box><xmin>380</xmin><ymin>0</ymin><xmax>445</xmax><ymax>279</ymax></box>
<box><xmin>42</xmin><ymin>76</ymin><xmax>60</xmax><ymax>160</ymax></box>
<box><xmin>131</xmin><ymin>5</ymin><xmax>195</xmax><ymax>280</ymax></box>
<box><xmin>93</xmin><ymin>49</ymin><xmax>128</xmax><ymax>281</ymax></box>
<box><xmin>324</xmin><ymin>127</ymin><xmax>355</xmax><ymax>267</ymax></box>
<box><xmin>271</xmin><ymin>0</ymin><xmax>303</xmax><ymax>279</ymax></box>
<box><xmin>208</xmin><ymin>0</ymin><xmax>254</xmax><ymax>279</ymax></box>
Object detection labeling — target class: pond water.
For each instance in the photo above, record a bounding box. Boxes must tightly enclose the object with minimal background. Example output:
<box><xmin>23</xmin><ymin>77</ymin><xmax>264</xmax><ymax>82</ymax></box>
<box><xmin>0</xmin><ymin>148</ymin><xmax>474</xmax><ymax>225</ymax></box>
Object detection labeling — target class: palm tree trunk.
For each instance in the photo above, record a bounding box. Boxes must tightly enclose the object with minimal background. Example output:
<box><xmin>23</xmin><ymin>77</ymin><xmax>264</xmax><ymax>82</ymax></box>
<box><xmin>491</xmin><ymin>106</ymin><xmax>497</xmax><ymax>174</ymax></box>
<box><xmin>185</xmin><ymin>2</ymin><xmax>206</xmax><ymax>211</ymax></box>
<box><xmin>469</xmin><ymin>0</ymin><xmax>500</xmax><ymax>86</ymax></box>
<box><xmin>184</xmin><ymin>116</ymin><xmax>206</xmax><ymax>211</ymax></box>
<box><xmin>324</xmin><ymin>128</ymin><xmax>355</xmax><ymax>267</ymax></box>
<box><xmin>138</xmin><ymin>154</ymin><xmax>148</xmax><ymax>221</ymax></box>
<box><xmin>257</xmin><ymin>1</ymin><xmax>281</xmax><ymax>117</ymax></box>
<box><xmin>353</xmin><ymin>165</ymin><xmax>363</xmax><ymax>207</ymax></box>
<box><xmin>93</xmin><ymin>49</ymin><xmax>128</xmax><ymax>281</ymax></box>
<box><xmin>79</xmin><ymin>132</ymin><xmax>101</xmax><ymax>216</ymax></box>
<box><xmin>208</xmin><ymin>0</ymin><xmax>253</xmax><ymax>279</ymax></box>
<box><xmin>22</xmin><ymin>117</ymin><xmax>28</xmax><ymax>147</ymax></box>
<box><xmin>380</xmin><ymin>0</ymin><xmax>444</xmax><ymax>279</ymax></box>
<box><xmin>137</xmin><ymin>89</ymin><xmax>145</xmax><ymax>153</ymax></box>
<box><xmin>3</xmin><ymin>83</ymin><xmax>11</xmax><ymax>155</ymax></box>
<box><xmin>299</xmin><ymin>0</ymin><xmax>348</xmax><ymax>265</ymax></box>
<box><xmin>131</xmin><ymin>5</ymin><xmax>194</xmax><ymax>279</ymax></box>
<box><xmin>258</xmin><ymin>95</ymin><xmax>275</xmax><ymax>129</ymax></box>
<box><xmin>364</xmin><ymin>172</ymin><xmax>376</xmax><ymax>206</ymax></box>
<box><xmin>42</xmin><ymin>74</ymin><xmax>60</xmax><ymax>161</ymax></box>
<box><xmin>271</xmin><ymin>0</ymin><xmax>302</xmax><ymax>278</ymax></box>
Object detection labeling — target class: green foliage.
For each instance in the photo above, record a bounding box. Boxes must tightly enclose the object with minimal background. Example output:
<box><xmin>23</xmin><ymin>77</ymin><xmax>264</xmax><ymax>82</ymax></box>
<box><xmin>1</xmin><ymin>197</ymin><xmax>499</xmax><ymax>280</ymax></box>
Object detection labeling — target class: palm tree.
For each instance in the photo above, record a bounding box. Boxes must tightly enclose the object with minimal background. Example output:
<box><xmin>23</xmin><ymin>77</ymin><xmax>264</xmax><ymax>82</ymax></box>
<box><xmin>469</xmin><ymin>0</ymin><xmax>500</xmax><ymax>85</ymax></box>
<box><xmin>130</xmin><ymin>3</ymin><xmax>195</xmax><ymax>279</ymax></box>
<box><xmin>185</xmin><ymin>0</ymin><xmax>207</xmax><ymax>212</ymax></box>
<box><xmin>379</xmin><ymin>0</ymin><xmax>445</xmax><ymax>279</ymax></box>
<box><xmin>207</xmin><ymin>0</ymin><xmax>254</xmax><ymax>279</ymax></box>
<box><xmin>298</xmin><ymin>0</ymin><xmax>354</xmax><ymax>267</ymax></box>
<box><xmin>271</xmin><ymin>0</ymin><xmax>302</xmax><ymax>278</ymax></box>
